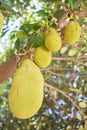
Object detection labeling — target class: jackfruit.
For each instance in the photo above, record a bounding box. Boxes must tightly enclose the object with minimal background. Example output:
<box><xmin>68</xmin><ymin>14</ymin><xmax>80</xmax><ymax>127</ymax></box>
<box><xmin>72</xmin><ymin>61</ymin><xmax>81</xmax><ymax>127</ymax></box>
<box><xmin>21</xmin><ymin>58</ymin><xmax>38</xmax><ymax>70</ymax></box>
<box><xmin>63</xmin><ymin>21</ymin><xmax>81</xmax><ymax>44</ymax></box>
<box><xmin>44</xmin><ymin>27</ymin><xmax>62</xmax><ymax>52</ymax></box>
<box><xmin>0</xmin><ymin>12</ymin><xmax>4</xmax><ymax>30</ymax></box>
<box><xmin>8</xmin><ymin>58</ymin><xmax>44</xmax><ymax>119</ymax></box>
<box><xmin>34</xmin><ymin>45</ymin><xmax>51</xmax><ymax>68</ymax></box>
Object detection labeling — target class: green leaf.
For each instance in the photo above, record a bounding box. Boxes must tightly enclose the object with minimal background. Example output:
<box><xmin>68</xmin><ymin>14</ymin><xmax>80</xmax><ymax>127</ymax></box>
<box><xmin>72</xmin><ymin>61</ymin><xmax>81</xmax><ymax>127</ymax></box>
<box><xmin>10</xmin><ymin>33</ymin><xmax>15</xmax><ymax>40</ymax></box>
<box><xmin>79</xmin><ymin>102</ymin><xmax>87</xmax><ymax>108</ymax></box>
<box><xmin>60</xmin><ymin>46</ymin><xmax>68</xmax><ymax>54</ymax></box>
<box><xmin>54</xmin><ymin>9</ymin><xmax>65</xmax><ymax>20</ymax></box>
<box><xmin>68</xmin><ymin>48</ymin><xmax>78</xmax><ymax>56</ymax></box>
<box><xmin>0</xmin><ymin>84</ymin><xmax>6</xmax><ymax>96</ymax></box>
<box><xmin>74</xmin><ymin>0</ymin><xmax>83</xmax><ymax>8</ymax></box>
<box><xmin>20</xmin><ymin>23</ymin><xmax>41</xmax><ymax>33</ymax></box>
<box><xmin>68</xmin><ymin>0</ymin><xmax>76</xmax><ymax>8</ymax></box>
<box><xmin>78</xmin><ymin>125</ymin><xmax>84</xmax><ymax>130</ymax></box>
<box><xmin>37</xmin><ymin>10</ymin><xmax>47</xmax><ymax>17</ymax></box>
<box><xmin>0</xmin><ymin>0</ymin><xmax>12</xmax><ymax>10</ymax></box>
<box><xmin>15</xmin><ymin>39</ymin><xmax>20</xmax><ymax>50</ymax></box>
<box><xmin>29</xmin><ymin>32</ymin><xmax>44</xmax><ymax>48</ymax></box>
<box><xmin>15</xmin><ymin>30</ymin><xmax>27</xmax><ymax>40</ymax></box>
<box><xmin>69</xmin><ymin>88</ymin><xmax>82</xmax><ymax>93</ymax></box>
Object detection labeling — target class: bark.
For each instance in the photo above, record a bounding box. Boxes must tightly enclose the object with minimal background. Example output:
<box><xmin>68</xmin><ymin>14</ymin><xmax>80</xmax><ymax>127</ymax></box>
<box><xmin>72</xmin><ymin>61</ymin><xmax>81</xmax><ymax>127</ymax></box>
<box><xmin>0</xmin><ymin>55</ymin><xmax>17</xmax><ymax>83</ymax></box>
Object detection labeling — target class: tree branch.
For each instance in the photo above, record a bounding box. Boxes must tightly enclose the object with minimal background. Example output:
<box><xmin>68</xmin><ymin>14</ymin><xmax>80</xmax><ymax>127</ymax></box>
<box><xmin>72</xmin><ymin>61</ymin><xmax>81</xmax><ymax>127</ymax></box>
<box><xmin>1</xmin><ymin>10</ymin><xmax>22</xmax><ymax>16</ymax></box>
<box><xmin>75</xmin><ymin>8</ymin><xmax>87</xmax><ymax>18</ymax></box>
<box><xmin>58</xmin><ymin>8</ymin><xmax>87</xmax><ymax>29</ymax></box>
<box><xmin>0</xmin><ymin>45</ymin><xmax>31</xmax><ymax>83</ymax></box>
<box><xmin>45</xmin><ymin>82</ymin><xmax>85</xmax><ymax>117</ymax></box>
<box><xmin>0</xmin><ymin>55</ymin><xmax>17</xmax><ymax>83</ymax></box>
<box><xmin>52</xmin><ymin>57</ymin><xmax>87</xmax><ymax>67</ymax></box>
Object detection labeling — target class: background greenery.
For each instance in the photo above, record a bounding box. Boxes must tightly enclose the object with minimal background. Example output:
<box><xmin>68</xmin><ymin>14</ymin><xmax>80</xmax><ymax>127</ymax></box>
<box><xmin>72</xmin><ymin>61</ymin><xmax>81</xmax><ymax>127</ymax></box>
<box><xmin>0</xmin><ymin>0</ymin><xmax>87</xmax><ymax>130</ymax></box>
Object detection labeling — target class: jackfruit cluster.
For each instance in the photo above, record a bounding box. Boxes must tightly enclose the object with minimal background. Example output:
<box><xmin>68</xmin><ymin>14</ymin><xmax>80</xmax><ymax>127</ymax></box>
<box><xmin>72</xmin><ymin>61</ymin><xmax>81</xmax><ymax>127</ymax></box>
<box><xmin>0</xmin><ymin>12</ymin><xmax>4</xmax><ymax>30</ymax></box>
<box><xmin>8</xmin><ymin>21</ymin><xmax>82</xmax><ymax>119</ymax></box>
<box><xmin>8</xmin><ymin>58</ymin><xmax>44</xmax><ymax>119</ymax></box>
<box><xmin>34</xmin><ymin>26</ymin><xmax>62</xmax><ymax>68</ymax></box>
<box><xmin>63</xmin><ymin>21</ymin><xmax>81</xmax><ymax>44</ymax></box>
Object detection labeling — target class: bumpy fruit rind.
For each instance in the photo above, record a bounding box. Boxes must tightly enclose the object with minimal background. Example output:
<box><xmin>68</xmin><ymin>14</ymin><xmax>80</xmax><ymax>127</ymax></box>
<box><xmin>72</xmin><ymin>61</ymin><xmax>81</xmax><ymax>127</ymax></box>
<box><xmin>8</xmin><ymin>59</ymin><xmax>44</xmax><ymax>119</ymax></box>
<box><xmin>34</xmin><ymin>45</ymin><xmax>51</xmax><ymax>68</ymax></box>
<box><xmin>44</xmin><ymin>27</ymin><xmax>62</xmax><ymax>52</ymax></box>
<box><xmin>63</xmin><ymin>21</ymin><xmax>81</xmax><ymax>44</ymax></box>
<box><xmin>0</xmin><ymin>12</ymin><xmax>4</xmax><ymax>30</ymax></box>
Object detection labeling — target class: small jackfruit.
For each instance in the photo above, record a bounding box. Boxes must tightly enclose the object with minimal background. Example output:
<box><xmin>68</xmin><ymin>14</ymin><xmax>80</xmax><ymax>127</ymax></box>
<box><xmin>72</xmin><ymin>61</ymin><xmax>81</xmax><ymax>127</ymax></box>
<box><xmin>63</xmin><ymin>21</ymin><xmax>81</xmax><ymax>44</ymax></box>
<box><xmin>0</xmin><ymin>12</ymin><xmax>4</xmax><ymax>30</ymax></box>
<box><xmin>8</xmin><ymin>59</ymin><xmax>44</xmax><ymax>119</ymax></box>
<box><xmin>44</xmin><ymin>27</ymin><xmax>62</xmax><ymax>52</ymax></box>
<box><xmin>34</xmin><ymin>45</ymin><xmax>51</xmax><ymax>68</ymax></box>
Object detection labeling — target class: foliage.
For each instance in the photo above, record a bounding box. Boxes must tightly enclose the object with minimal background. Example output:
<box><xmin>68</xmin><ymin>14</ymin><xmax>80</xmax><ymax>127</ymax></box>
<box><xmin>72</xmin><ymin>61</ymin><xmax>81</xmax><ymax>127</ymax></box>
<box><xmin>0</xmin><ymin>0</ymin><xmax>87</xmax><ymax>130</ymax></box>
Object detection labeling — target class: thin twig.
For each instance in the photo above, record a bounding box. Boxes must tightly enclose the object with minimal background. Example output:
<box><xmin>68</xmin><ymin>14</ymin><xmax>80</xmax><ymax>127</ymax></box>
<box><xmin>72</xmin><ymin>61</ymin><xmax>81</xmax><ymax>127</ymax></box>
<box><xmin>1</xmin><ymin>10</ymin><xmax>22</xmax><ymax>16</ymax></box>
<box><xmin>52</xmin><ymin>57</ymin><xmax>87</xmax><ymax>67</ymax></box>
<box><xmin>1</xmin><ymin>10</ymin><xmax>14</xmax><ymax>14</ymax></box>
<box><xmin>46</xmin><ymin>70</ymin><xmax>65</xmax><ymax>77</ymax></box>
<box><xmin>45</xmin><ymin>82</ymin><xmax>85</xmax><ymax>117</ymax></box>
<box><xmin>42</xmin><ymin>67</ymin><xmax>74</xmax><ymax>71</ymax></box>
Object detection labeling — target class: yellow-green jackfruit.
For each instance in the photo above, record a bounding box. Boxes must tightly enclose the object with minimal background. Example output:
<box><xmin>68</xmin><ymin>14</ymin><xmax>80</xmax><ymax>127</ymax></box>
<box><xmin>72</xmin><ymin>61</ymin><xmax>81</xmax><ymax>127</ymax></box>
<box><xmin>44</xmin><ymin>27</ymin><xmax>62</xmax><ymax>52</ymax></box>
<box><xmin>34</xmin><ymin>45</ymin><xmax>51</xmax><ymax>68</ymax></box>
<box><xmin>63</xmin><ymin>21</ymin><xmax>81</xmax><ymax>44</ymax></box>
<box><xmin>8</xmin><ymin>59</ymin><xmax>44</xmax><ymax>119</ymax></box>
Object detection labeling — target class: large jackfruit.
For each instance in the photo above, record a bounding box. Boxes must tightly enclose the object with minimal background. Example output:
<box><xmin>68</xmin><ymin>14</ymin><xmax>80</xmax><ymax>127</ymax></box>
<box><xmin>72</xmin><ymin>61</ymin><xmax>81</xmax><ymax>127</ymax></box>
<box><xmin>8</xmin><ymin>59</ymin><xmax>44</xmax><ymax>119</ymax></box>
<box><xmin>34</xmin><ymin>45</ymin><xmax>51</xmax><ymax>68</ymax></box>
<box><xmin>44</xmin><ymin>27</ymin><xmax>62</xmax><ymax>52</ymax></box>
<box><xmin>0</xmin><ymin>12</ymin><xmax>4</xmax><ymax>30</ymax></box>
<box><xmin>63</xmin><ymin>21</ymin><xmax>81</xmax><ymax>44</ymax></box>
